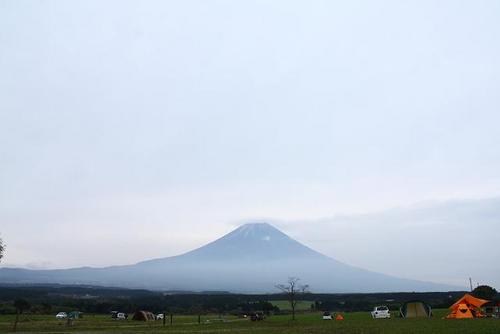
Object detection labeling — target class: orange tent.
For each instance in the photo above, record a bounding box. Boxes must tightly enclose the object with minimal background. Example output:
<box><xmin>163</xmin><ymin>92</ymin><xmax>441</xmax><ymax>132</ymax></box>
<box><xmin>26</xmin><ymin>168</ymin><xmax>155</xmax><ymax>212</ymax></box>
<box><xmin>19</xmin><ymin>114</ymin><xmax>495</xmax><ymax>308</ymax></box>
<box><xmin>446</xmin><ymin>294</ymin><xmax>489</xmax><ymax>319</ymax></box>
<box><xmin>335</xmin><ymin>314</ymin><xmax>344</xmax><ymax>320</ymax></box>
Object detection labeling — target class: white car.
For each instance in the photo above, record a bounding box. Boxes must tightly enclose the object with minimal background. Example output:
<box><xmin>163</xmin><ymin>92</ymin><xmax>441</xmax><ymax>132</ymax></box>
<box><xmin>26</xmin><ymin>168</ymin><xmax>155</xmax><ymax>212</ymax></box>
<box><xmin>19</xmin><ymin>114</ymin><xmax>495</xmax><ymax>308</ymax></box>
<box><xmin>156</xmin><ymin>313</ymin><xmax>164</xmax><ymax>320</ymax></box>
<box><xmin>56</xmin><ymin>312</ymin><xmax>68</xmax><ymax>319</ymax></box>
<box><xmin>322</xmin><ymin>312</ymin><xmax>332</xmax><ymax>320</ymax></box>
<box><xmin>371</xmin><ymin>306</ymin><xmax>390</xmax><ymax>319</ymax></box>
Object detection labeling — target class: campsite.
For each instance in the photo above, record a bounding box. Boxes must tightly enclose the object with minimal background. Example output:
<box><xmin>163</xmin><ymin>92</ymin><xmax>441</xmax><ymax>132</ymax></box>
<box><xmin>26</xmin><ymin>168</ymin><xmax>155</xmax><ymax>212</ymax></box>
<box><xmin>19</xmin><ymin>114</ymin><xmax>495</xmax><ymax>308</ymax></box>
<box><xmin>0</xmin><ymin>285</ymin><xmax>499</xmax><ymax>333</ymax></box>
<box><xmin>1</xmin><ymin>308</ymin><xmax>500</xmax><ymax>333</ymax></box>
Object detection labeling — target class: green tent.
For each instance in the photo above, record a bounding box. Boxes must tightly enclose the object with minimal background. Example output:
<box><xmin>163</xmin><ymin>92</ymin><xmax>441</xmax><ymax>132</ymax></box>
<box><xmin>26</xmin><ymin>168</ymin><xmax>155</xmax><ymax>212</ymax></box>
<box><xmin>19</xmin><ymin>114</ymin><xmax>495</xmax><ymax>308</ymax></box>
<box><xmin>68</xmin><ymin>311</ymin><xmax>83</xmax><ymax>319</ymax></box>
<box><xmin>399</xmin><ymin>301</ymin><xmax>432</xmax><ymax>318</ymax></box>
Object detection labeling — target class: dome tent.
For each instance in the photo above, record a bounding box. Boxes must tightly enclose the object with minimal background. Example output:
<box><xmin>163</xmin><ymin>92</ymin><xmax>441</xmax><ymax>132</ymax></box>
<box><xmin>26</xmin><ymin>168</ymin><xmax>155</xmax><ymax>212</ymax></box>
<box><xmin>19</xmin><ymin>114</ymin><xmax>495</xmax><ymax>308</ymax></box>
<box><xmin>446</xmin><ymin>294</ymin><xmax>489</xmax><ymax>319</ymax></box>
<box><xmin>400</xmin><ymin>301</ymin><xmax>432</xmax><ymax>318</ymax></box>
<box><xmin>68</xmin><ymin>311</ymin><xmax>83</xmax><ymax>319</ymax></box>
<box><xmin>132</xmin><ymin>310</ymin><xmax>155</xmax><ymax>321</ymax></box>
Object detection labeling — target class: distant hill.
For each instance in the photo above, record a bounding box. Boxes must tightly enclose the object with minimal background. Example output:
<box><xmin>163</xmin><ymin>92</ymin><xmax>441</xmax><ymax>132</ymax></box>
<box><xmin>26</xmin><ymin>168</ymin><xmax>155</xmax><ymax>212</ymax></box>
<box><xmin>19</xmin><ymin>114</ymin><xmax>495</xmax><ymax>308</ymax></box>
<box><xmin>0</xmin><ymin>223</ymin><xmax>459</xmax><ymax>292</ymax></box>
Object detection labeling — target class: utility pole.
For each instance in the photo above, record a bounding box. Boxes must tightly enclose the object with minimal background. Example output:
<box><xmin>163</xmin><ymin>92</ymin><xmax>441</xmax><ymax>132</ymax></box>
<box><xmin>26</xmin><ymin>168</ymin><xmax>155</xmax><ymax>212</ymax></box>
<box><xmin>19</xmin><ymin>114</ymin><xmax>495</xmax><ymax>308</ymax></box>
<box><xmin>469</xmin><ymin>277</ymin><xmax>473</xmax><ymax>292</ymax></box>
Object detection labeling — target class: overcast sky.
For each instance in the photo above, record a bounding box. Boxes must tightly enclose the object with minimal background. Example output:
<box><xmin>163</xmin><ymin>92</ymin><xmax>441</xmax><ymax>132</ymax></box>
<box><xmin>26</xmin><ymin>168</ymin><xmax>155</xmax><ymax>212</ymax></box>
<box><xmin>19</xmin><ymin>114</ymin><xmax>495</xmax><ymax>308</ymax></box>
<box><xmin>1</xmin><ymin>0</ymin><xmax>499</xmax><ymax>288</ymax></box>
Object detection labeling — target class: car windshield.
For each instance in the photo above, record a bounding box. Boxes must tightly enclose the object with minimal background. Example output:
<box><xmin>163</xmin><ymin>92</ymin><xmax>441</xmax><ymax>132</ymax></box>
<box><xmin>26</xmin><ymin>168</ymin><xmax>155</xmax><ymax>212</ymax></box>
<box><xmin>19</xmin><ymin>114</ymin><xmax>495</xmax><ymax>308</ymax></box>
<box><xmin>378</xmin><ymin>307</ymin><xmax>388</xmax><ymax>311</ymax></box>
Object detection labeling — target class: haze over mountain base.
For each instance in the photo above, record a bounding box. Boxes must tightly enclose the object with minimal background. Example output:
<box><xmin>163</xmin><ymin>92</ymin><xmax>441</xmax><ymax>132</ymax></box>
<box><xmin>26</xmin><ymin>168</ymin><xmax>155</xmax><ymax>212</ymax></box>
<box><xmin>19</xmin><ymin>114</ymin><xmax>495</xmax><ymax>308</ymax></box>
<box><xmin>0</xmin><ymin>223</ymin><xmax>459</xmax><ymax>292</ymax></box>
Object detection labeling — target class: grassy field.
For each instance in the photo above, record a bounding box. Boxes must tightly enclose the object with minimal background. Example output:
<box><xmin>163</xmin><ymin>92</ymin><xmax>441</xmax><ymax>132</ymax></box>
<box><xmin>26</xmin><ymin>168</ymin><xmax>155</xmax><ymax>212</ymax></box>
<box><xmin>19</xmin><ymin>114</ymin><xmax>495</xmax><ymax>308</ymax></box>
<box><xmin>1</xmin><ymin>309</ymin><xmax>499</xmax><ymax>333</ymax></box>
<box><xmin>270</xmin><ymin>300</ymin><xmax>314</xmax><ymax>310</ymax></box>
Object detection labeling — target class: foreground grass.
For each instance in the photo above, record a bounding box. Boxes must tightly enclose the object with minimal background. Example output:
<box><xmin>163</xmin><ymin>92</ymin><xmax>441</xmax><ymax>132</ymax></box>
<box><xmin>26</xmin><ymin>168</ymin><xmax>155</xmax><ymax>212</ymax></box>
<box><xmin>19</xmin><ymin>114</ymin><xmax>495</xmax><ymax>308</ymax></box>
<box><xmin>1</xmin><ymin>309</ymin><xmax>499</xmax><ymax>334</ymax></box>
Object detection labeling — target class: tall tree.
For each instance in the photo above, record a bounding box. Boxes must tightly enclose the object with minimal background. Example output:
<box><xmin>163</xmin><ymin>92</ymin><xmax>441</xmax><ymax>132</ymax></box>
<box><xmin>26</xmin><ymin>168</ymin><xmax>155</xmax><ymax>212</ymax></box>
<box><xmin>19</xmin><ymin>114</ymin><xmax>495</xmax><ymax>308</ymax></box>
<box><xmin>275</xmin><ymin>277</ymin><xmax>309</xmax><ymax>320</ymax></box>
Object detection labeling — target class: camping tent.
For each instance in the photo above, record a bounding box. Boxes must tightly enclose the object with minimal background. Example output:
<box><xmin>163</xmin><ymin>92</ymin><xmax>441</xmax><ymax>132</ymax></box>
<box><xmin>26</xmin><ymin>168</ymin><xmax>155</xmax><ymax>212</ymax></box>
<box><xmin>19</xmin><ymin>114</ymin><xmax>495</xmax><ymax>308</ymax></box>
<box><xmin>400</xmin><ymin>301</ymin><xmax>432</xmax><ymax>318</ymax></box>
<box><xmin>132</xmin><ymin>310</ymin><xmax>156</xmax><ymax>321</ymax></box>
<box><xmin>68</xmin><ymin>311</ymin><xmax>83</xmax><ymax>319</ymax></box>
<box><xmin>446</xmin><ymin>294</ymin><xmax>489</xmax><ymax>319</ymax></box>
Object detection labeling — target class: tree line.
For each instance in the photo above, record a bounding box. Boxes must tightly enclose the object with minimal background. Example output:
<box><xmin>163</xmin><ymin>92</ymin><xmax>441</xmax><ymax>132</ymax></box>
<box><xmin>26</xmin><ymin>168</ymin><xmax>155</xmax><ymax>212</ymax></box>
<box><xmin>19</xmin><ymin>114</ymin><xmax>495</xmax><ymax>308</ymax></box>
<box><xmin>1</xmin><ymin>285</ymin><xmax>496</xmax><ymax>316</ymax></box>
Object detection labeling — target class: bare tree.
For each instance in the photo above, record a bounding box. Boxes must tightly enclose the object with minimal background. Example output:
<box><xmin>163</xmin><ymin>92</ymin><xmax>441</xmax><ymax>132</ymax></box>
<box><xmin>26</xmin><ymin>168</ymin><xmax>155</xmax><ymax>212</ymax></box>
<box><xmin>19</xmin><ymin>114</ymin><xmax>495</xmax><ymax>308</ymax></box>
<box><xmin>275</xmin><ymin>277</ymin><xmax>309</xmax><ymax>320</ymax></box>
<box><xmin>0</xmin><ymin>237</ymin><xmax>4</xmax><ymax>263</ymax></box>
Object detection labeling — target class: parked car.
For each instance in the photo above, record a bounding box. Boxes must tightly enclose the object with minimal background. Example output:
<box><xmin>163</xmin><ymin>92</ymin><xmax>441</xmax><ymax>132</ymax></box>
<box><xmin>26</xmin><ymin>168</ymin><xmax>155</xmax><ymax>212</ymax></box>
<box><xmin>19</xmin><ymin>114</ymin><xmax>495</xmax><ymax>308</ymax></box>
<box><xmin>322</xmin><ymin>311</ymin><xmax>332</xmax><ymax>320</ymax></box>
<box><xmin>371</xmin><ymin>306</ymin><xmax>391</xmax><ymax>319</ymax></box>
<box><xmin>56</xmin><ymin>312</ymin><xmax>67</xmax><ymax>319</ymax></box>
<box><xmin>156</xmin><ymin>313</ymin><xmax>164</xmax><ymax>320</ymax></box>
<box><xmin>111</xmin><ymin>311</ymin><xmax>128</xmax><ymax>320</ymax></box>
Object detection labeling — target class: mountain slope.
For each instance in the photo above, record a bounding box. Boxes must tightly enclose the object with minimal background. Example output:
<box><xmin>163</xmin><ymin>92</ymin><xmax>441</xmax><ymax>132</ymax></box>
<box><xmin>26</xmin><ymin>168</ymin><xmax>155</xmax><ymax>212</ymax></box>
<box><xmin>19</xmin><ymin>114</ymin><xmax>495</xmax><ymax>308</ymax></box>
<box><xmin>140</xmin><ymin>222</ymin><xmax>325</xmax><ymax>264</ymax></box>
<box><xmin>0</xmin><ymin>223</ymin><xmax>459</xmax><ymax>292</ymax></box>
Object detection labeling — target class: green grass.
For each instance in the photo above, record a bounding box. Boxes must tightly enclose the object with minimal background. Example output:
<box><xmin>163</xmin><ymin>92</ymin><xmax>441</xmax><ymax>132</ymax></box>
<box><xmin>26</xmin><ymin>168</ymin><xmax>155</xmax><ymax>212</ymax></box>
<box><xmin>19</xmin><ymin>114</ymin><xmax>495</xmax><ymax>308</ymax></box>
<box><xmin>1</xmin><ymin>309</ymin><xmax>499</xmax><ymax>333</ymax></box>
<box><xmin>270</xmin><ymin>300</ymin><xmax>314</xmax><ymax>311</ymax></box>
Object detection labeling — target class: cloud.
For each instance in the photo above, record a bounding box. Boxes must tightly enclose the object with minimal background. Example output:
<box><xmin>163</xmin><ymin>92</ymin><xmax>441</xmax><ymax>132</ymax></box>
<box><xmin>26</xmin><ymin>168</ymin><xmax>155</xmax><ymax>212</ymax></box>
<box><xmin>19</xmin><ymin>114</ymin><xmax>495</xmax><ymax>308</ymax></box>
<box><xmin>284</xmin><ymin>197</ymin><xmax>500</xmax><ymax>288</ymax></box>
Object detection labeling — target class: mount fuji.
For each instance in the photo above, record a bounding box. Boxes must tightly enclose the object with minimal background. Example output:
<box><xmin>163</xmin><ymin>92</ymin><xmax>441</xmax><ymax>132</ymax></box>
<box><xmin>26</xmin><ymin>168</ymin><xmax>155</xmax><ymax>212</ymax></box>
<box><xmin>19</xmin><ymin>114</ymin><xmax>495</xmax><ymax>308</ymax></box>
<box><xmin>0</xmin><ymin>223</ymin><xmax>457</xmax><ymax>292</ymax></box>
